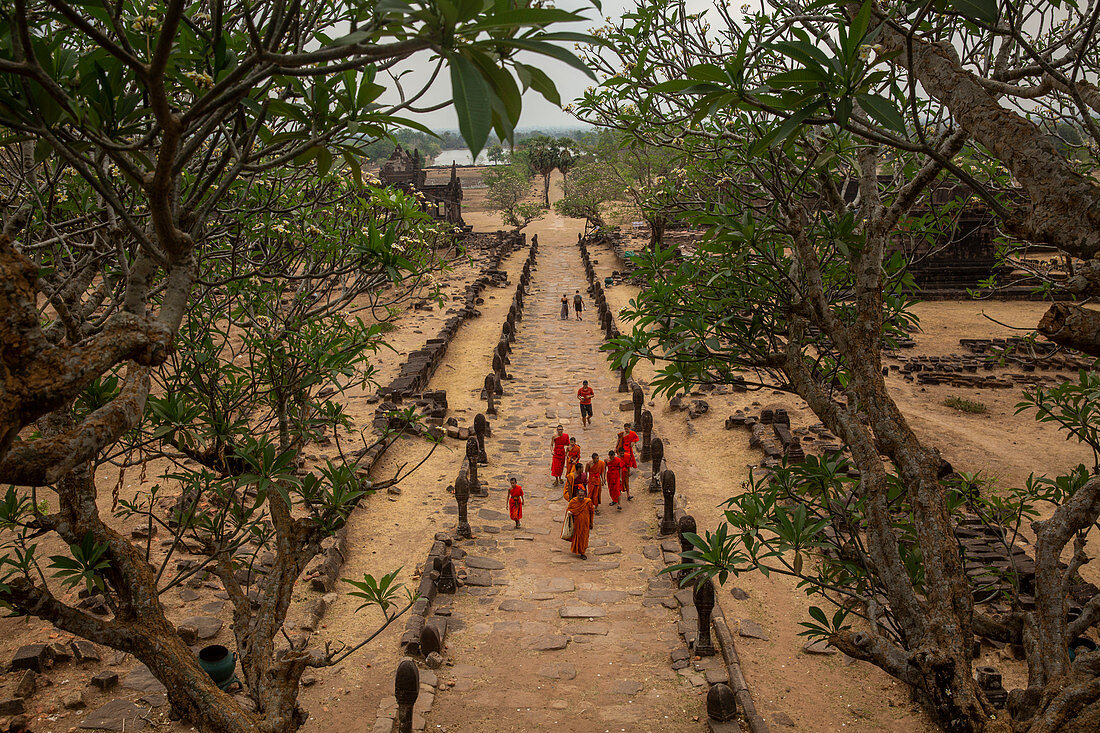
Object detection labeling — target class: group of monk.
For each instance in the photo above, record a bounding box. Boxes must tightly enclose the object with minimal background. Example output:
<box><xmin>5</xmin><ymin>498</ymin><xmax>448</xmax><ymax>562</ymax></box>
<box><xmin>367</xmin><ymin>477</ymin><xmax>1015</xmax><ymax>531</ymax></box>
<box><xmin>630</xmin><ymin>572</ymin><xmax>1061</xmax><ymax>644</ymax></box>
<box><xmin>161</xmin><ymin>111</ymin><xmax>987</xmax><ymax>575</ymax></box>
<box><xmin>552</xmin><ymin>421</ymin><xmax>640</xmax><ymax>560</ymax></box>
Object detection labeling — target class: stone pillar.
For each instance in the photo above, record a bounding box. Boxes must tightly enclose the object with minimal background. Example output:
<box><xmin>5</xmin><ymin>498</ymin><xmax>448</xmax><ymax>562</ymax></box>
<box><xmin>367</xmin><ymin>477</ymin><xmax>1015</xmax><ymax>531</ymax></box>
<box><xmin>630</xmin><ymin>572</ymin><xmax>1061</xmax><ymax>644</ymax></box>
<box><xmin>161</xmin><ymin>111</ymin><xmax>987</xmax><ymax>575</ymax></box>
<box><xmin>678</xmin><ymin>514</ymin><xmax>697</xmax><ymax>584</ymax></box>
<box><xmin>474</xmin><ymin>413</ymin><xmax>488</xmax><ymax>464</ymax></box>
<box><xmin>631</xmin><ymin>384</ymin><xmax>644</xmax><ymax>428</ymax></box>
<box><xmin>492</xmin><ymin>352</ymin><xmax>508</xmax><ymax>381</ymax></box>
<box><xmin>693</xmin><ymin>576</ymin><xmax>717</xmax><ymax>656</ymax></box>
<box><xmin>394</xmin><ymin>659</ymin><xmax>419</xmax><ymax>733</ymax></box>
<box><xmin>707</xmin><ymin>683</ymin><xmax>738</xmax><ymax>722</ymax></box>
<box><xmin>466</xmin><ymin>438</ymin><xmax>486</xmax><ymax>496</ymax></box>
<box><xmin>454</xmin><ymin>473</ymin><xmax>471</xmax><ymax>538</ymax></box>
<box><xmin>618</xmin><ymin>369</ymin><xmax>629</xmax><ymax>393</ymax></box>
<box><xmin>660</xmin><ymin>469</ymin><xmax>677</xmax><ymax>535</ymax></box>
<box><xmin>639</xmin><ymin>410</ymin><xmax>653</xmax><ymax>462</ymax></box>
<box><xmin>649</xmin><ymin>437</ymin><xmax>664</xmax><ymax>492</ymax></box>
<box><xmin>484</xmin><ymin>374</ymin><xmax>496</xmax><ymax>415</ymax></box>
<box><xmin>436</xmin><ymin>555</ymin><xmax>456</xmax><ymax>594</ymax></box>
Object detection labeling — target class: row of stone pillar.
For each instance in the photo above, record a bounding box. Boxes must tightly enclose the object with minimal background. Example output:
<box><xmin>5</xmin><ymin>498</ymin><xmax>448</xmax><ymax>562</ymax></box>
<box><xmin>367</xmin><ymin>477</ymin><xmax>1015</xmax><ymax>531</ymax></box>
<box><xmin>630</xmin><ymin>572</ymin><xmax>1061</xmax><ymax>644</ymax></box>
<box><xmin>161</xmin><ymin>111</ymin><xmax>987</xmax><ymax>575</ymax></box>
<box><xmin>575</xmin><ymin>231</ymin><xmax>739</xmax><ymax>728</ymax></box>
<box><xmin>484</xmin><ymin>234</ymin><xmax>538</xmax><ymax>416</ymax></box>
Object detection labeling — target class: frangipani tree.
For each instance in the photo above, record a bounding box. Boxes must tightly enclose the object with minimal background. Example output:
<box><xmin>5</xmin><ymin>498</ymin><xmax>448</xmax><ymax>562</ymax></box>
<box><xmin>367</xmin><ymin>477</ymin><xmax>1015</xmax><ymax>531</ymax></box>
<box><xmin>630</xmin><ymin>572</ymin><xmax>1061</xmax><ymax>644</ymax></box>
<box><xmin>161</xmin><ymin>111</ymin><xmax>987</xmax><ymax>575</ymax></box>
<box><xmin>0</xmin><ymin>1</ymin><xmax>593</xmax><ymax>731</ymax></box>
<box><xmin>578</xmin><ymin>1</ymin><xmax>1100</xmax><ymax>731</ymax></box>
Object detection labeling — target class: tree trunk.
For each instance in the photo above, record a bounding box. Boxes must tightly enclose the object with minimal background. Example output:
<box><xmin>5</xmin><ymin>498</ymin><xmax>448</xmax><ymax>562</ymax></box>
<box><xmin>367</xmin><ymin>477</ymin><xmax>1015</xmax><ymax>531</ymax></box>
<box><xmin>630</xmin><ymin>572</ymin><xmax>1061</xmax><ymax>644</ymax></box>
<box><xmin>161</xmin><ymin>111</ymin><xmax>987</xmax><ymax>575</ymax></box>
<box><xmin>646</xmin><ymin>216</ymin><xmax>666</xmax><ymax>249</ymax></box>
<box><xmin>542</xmin><ymin>172</ymin><xmax>551</xmax><ymax>206</ymax></box>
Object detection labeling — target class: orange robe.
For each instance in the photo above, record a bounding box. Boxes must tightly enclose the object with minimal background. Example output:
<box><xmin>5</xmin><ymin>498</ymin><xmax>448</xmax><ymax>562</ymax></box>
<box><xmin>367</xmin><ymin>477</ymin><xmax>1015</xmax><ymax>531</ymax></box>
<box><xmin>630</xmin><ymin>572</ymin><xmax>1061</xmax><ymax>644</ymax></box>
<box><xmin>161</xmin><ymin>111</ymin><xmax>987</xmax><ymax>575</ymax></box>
<box><xmin>563</xmin><ymin>468</ymin><xmax>576</xmax><ymax>501</ymax></box>
<box><xmin>586</xmin><ymin>460</ymin><xmax>605</xmax><ymax>507</ymax></box>
<box><xmin>621</xmin><ymin>431</ymin><xmax>639</xmax><ymax>468</ymax></box>
<box><xmin>508</xmin><ymin>485</ymin><xmax>523</xmax><ymax>521</ymax></box>
<box><xmin>568</xmin><ymin>496</ymin><xmax>594</xmax><ymax>555</ymax></box>
<box><xmin>551</xmin><ymin>433</ymin><xmax>570</xmax><ymax>478</ymax></box>
<box><xmin>606</xmin><ymin>456</ymin><xmax>622</xmax><ymax>502</ymax></box>
<box><xmin>566</xmin><ymin>443</ymin><xmax>581</xmax><ymax>475</ymax></box>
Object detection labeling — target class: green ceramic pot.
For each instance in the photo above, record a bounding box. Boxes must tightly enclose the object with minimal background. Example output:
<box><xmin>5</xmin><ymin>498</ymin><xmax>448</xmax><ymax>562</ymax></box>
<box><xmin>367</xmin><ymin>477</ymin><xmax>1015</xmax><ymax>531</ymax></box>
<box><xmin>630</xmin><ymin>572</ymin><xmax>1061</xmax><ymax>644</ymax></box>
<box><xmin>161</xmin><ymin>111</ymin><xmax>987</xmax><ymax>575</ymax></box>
<box><xmin>198</xmin><ymin>644</ymin><xmax>237</xmax><ymax>690</ymax></box>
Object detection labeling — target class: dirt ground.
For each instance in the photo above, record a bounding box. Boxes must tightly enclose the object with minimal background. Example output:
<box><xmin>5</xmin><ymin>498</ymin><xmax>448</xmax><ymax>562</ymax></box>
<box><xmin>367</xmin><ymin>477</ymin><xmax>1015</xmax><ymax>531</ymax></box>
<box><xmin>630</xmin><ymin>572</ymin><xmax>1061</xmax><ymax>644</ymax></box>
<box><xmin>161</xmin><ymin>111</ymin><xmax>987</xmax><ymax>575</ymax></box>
<box><xmin>2</xmin><ymin>171</ymin><xmax>1096</xmax><ymax>733</ymax></box>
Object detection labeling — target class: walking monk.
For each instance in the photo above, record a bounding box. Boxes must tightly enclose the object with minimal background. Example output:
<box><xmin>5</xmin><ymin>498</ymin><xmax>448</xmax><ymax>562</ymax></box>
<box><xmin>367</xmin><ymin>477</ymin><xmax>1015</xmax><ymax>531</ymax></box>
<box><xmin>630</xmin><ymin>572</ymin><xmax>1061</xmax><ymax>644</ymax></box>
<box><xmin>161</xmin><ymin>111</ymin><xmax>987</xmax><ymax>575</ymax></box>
<box><xmin>617</xmin><ymin>423</ymin><xmax>639</xmax><ymax>500</ymax></box>
<box><xmin>550</xmin><ymin>425</ymin><xmax>569</xmax><ymax>486</ymax></box>
<box><xmin>507</xmin><ymin>478</ymin><xmax>524</xmax><ymax>529</ymax></box>
<box><xmin>566</xmin><ymin>437</ymin><xmax>581</xmax><ymax>476</ymax></box>
<box><xmin>567</xmin><ymin>487</ymin><xmax>595</xmax><ymax>559</ymax></box>
<box><xmin>586</xmin><ymin>452</ymin><xmax>605</xmax><ymax>514</ymax></box>
<box><xmin>563</xmin><ymin>463</ymin><xmax>576</xmax><ymax>501</ymax></box>
<box><xmin>606</xmin><ymin>449</ymin><xmax>623</xmax><ymax>510</ymax></box>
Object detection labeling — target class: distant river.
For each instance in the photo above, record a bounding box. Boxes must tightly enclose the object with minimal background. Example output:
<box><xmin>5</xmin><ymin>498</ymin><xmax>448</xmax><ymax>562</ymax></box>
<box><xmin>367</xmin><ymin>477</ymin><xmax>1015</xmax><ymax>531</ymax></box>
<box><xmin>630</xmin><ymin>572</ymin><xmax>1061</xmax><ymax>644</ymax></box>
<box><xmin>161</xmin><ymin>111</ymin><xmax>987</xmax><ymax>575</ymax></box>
<box><xmin>431</xmin><ymin>148</ymin><xmax>485</xmax><ymax>166</ymax></box>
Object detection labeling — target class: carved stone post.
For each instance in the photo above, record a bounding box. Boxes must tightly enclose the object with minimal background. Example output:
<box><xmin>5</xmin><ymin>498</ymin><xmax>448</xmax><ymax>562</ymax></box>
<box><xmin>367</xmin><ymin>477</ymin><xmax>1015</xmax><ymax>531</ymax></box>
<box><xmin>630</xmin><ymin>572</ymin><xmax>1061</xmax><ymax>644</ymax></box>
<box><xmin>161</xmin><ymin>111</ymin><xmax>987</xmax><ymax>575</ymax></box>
<box><xmin>395</xmin><ymin>659</ymin><xmax>419</xmax><ymax>733</ymax></box>
<box><xmin>618</xmin><ymin>369</ymin><xmax>629</xmax><ymax>393</ymax></box>
<box><xmin>466</xmin><ymin>438</ymin><xmax>486</xmax><ymax>496</ymax></box>
<box><xmin>492</xmin><ymin>352</ymin><xmax>508</xmax><ymax>381</ymax></box>
<box><xmin>649</xmin><ymin>437</ymin><xmax>664</xmax><ymax>492</ymax></box>
<box><xmin>693</xmin><ymin>576</ymin><xmax>717</xmax><ymax>656</ymax></box>
<box><xmin>484</xmin><ymin>374</ymin><xmax>496</xmax><ymax>415</ymax></box>
<box><xmin>474</xmin><ymin>413</ymin><xmax>488</xmax><ymax>464</ymax></box>
<box><xmin>454</xmin><ymin>473</ymin><xmax>471</xmax><ymax>539</ymax></box>
<box><xmin>639</xmin><ymin>410</ymin><xmax>653</xmax><ymax>462</ymax></box>
<box><xmin>660</xmin><ymin>469</ymin><xmax>677</xmax><ymax>535</ymax></box>
<box><xmin>632</xmin><ymin>384</ymin><xmax>644</xmax><ymax>428</ymax></box>
<box><xmin>436</xmin><ymin>555</ymin><xmax>456</xmax><ymax>594</ymax></box>
<box><xmin>707</xmin><ymin>683</ymin><xmax>737</xmax><ymax>722</ymax></box>
<box><xmin>678</xmin><ymin>514</ymin><xmax>697</xmax><ymax>585</ymax></box>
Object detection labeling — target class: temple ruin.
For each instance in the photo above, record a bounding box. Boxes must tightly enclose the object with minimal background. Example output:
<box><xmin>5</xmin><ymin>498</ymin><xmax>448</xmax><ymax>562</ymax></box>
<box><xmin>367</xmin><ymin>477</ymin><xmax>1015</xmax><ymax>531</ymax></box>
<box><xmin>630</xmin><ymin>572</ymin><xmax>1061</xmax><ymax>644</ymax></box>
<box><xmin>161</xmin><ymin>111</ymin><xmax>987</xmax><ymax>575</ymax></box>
<box><xmin>379</xmin><ymin>145</ymin><xmax>467</xmax><ymax>228</ymax></box>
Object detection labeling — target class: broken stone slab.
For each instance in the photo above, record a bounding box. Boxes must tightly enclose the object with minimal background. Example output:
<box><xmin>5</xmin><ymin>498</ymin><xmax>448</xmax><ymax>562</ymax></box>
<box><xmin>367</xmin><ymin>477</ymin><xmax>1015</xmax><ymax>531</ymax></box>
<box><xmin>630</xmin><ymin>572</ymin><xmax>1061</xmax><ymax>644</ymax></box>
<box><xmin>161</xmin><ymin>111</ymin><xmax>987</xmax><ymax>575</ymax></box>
<box><xmin>11</xmin><ymin>643</ymin><xmax>51</xmax><ymax>672</ymax></box>
<box><xmin>738</xmin><ymin>619</ymin><xmax>769</xmax><ymax>640</ymax></box>
<box><xmin>122</xmin><ymin>665</ymin><xmax>167</xmax><ymax>694</ymax></box>
<box><xmin>91</xmin><ymin>670</ymin><xmax>120</xmax><ymax>690</ymax></box>
<box><xmin>178</xmin><ymin>615</ymin><xmax>223</xmax><ymax>642</ymax></box>
<box><xmin>463</xmin><ymin>569</ymin><xmax>493</xmax><ymax>587</ymax></box>
<box><xmin>535</xmin><ymin>577</ymin><xmax>574</xmax><ymax>593</ymax></box>
<box><xmin>527</xmin><ymin>635</ymin><xmax>569</xmax><ymax>651</ymax></box>
<box><xmin>559</xmin><ymin>605</ymin><xmax>606</xmax><ymax>619</ymax></box>
<box><xmin>466</xmin><ymin>556</ymin><xmax>505</xmax><ymax>570</ymax></box>
<box><xmin>729</xmin><ymin>587</ymin><xmax>750</xmax><ymax>601</ymax></box>
<box><xmin>80</xmin><ymin>699</ymin><xmax>148</xmax><ymax>731</ymax></box>
<box><xmin>498</xmin><ymin>599</ymin><xmax>535</xmax><ymax>612</ymax></box>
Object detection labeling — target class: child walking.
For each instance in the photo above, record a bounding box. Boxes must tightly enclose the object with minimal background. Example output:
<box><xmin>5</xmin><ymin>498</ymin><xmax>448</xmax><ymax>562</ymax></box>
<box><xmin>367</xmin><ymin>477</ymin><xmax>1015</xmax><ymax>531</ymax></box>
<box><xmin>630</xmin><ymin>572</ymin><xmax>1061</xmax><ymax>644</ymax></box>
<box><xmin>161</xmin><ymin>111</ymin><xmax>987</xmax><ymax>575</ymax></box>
<box><xmin>508</xmin><ymin>477</ymin><xmax>524</xmax><ymax>529</ymax></box>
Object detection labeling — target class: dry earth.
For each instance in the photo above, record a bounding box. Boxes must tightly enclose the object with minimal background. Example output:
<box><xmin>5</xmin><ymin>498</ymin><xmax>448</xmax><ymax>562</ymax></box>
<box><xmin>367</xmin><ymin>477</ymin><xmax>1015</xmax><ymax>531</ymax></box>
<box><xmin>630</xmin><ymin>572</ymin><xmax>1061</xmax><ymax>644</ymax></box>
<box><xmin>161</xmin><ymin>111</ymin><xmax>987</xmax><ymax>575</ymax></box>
<box><xmin>0</xmin><ymin>170</ymin><xmax>1094</xmax><ymax>733</ymax></box>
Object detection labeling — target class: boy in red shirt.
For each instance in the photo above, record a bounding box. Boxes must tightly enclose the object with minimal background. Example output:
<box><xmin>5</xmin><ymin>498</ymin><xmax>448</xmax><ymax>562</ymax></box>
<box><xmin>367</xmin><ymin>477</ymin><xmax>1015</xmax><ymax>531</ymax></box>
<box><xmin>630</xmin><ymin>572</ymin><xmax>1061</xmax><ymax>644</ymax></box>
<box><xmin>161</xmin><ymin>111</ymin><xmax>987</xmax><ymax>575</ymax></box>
<box><xmin>508</xmin><ymin>478</ymin><xmax>524</xmax><ymax>529</ymax></box>
<box><xmin>577</xmin><ymin>380</ymin><xmax>594</xmax><ymax>427</ymax></box>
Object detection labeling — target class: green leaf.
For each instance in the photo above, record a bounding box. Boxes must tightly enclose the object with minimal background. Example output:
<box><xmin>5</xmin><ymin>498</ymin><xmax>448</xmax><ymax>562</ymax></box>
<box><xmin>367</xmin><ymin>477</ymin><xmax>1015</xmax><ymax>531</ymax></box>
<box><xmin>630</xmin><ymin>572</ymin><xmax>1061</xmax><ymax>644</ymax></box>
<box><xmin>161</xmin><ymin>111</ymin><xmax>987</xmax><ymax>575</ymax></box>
<box><xmin>950</xmin><ymin>0</ymin><xmax>999</xmax><ymax>24</ymax></box>
<box><xmin>856</xmin><ymin>93</ymin><xmax>907</xmax><ymax>135</ymax></box>
<box><xmin>449</xmin><ymin>54</ymin><xmax>493</xmax><ymax>159</ymax></box>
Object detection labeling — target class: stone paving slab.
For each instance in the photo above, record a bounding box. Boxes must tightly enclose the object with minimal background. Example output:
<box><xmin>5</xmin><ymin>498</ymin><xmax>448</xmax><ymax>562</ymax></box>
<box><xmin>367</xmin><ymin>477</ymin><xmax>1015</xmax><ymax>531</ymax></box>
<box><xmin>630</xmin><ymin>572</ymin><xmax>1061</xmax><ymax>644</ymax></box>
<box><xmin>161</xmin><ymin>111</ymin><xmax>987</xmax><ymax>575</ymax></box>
<box><xmin>424</xmin><ymin>227</ymin><xmax>703</xmax><ymax>732</ymax></box>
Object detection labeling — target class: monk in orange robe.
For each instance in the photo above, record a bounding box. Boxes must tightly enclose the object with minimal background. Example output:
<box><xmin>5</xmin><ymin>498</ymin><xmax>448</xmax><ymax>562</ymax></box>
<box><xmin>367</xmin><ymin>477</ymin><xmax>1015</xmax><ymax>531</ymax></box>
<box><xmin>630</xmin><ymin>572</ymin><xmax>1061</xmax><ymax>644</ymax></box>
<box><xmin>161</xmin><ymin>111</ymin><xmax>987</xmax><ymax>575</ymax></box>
<box><xmin>606</xmin><ymin>449</ymin><xmax>623</xmax><ymax>509</ymax></box>
<box><xmin>563</xmin><ymin>465</ymin><xmax>576</xmax><ymax>501</ymax></box>
<box><xmin>567</xmin><ymin>488</ymin><xmax>595</xmax><ymax>559</ymax></box>
<box><xmin>565</xmin><ymin>438</ymin><xmax>581</xmax><ymax>476</ymax></box>
<box><xmin>586</xmin><ymin>452</ymin><xmax>605</xmax><ymax>513</ymax></box>
<box><xmin>550</xmin><ymin>425</ymin><xmax>569</xmax><ymax>485</ymax></box>
<box><xmin>507</xmin><ymin>478</ymin><xmax>524</xmax><ymax>529</ymax></box>
<box><xmin>618</xmin><ymin>424</ymin><xmax>639</xmax><ymax>500</ymax></box>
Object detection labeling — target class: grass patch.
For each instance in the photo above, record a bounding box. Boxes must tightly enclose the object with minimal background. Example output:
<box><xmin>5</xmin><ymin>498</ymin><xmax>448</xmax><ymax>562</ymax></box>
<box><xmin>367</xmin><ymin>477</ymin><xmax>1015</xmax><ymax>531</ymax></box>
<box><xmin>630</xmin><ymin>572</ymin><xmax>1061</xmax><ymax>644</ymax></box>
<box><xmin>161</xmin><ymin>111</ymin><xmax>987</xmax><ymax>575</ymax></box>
<box><xmin>943</xmin><ymin>396</ymin><xmax>988</xmax><ymax>414</ymax></box>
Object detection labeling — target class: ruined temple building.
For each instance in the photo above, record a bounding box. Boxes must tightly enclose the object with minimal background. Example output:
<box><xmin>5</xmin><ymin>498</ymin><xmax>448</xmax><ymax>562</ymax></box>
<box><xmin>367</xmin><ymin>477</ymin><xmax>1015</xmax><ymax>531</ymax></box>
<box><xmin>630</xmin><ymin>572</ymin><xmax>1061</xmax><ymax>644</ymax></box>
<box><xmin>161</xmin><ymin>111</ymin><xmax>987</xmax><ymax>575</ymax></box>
<box><xmin>378</xmin><ymin>145</ymin><xmax>468</xmax><ymax>229</ymax></box>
